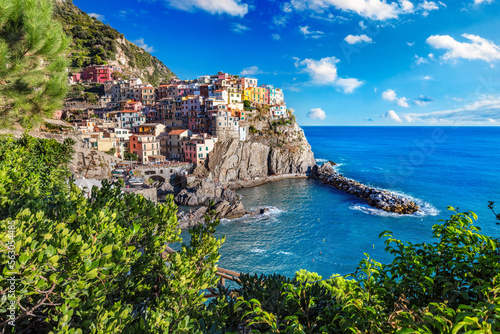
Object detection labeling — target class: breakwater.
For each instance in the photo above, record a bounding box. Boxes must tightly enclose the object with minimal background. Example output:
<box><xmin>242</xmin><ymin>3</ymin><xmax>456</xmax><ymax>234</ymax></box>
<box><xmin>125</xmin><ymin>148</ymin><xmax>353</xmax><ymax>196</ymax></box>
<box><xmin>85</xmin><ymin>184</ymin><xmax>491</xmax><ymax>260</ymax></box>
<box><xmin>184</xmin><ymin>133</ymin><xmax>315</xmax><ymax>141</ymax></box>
<box><xmin>313</xmin><ymin>162</ymin><xmax>419</xmax><ymax>214</ymax></box>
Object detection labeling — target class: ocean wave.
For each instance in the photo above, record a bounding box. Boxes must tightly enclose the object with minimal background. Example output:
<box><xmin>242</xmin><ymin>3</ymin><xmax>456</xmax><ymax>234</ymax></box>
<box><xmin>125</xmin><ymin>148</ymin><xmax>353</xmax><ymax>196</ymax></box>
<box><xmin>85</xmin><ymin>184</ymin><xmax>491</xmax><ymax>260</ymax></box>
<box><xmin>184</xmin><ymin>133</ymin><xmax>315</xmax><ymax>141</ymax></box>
<box><xmin>276</xmin><ymin>251</ymin><xmax>293</xmax><ymax>256</ymax></box>
<box><xmin>250</xmin><ymin>248</ymin><xmax>266</xmax><ymax>254</ymax></box>
<box><xmin>349</xmin><ymin>189</ymin><xmax>439</xmax><ymax>218</ymax></box>
<box><xmin>218</xmin><ymin>206</ymin><xmax>283</xmax><ymax>225</ymax></box>
<box><xmin>259</xmin><ymin>206</ymin><xmax>284</xmax><ymax>216</ymax></box>
<box><xmin>316</xmin><ymin>158</ymin><xmax>328</xmax><ymax>163</ymax></box>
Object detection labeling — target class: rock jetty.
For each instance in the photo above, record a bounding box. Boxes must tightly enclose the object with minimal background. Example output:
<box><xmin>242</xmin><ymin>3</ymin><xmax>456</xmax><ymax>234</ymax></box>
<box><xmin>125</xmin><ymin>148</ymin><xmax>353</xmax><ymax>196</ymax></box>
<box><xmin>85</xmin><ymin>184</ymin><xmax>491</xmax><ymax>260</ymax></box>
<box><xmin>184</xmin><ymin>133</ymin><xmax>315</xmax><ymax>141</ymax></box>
<box><xmin>313</xmin><ymin>162</ymin><xmax>419</xmax><ymax>215</ymax></box>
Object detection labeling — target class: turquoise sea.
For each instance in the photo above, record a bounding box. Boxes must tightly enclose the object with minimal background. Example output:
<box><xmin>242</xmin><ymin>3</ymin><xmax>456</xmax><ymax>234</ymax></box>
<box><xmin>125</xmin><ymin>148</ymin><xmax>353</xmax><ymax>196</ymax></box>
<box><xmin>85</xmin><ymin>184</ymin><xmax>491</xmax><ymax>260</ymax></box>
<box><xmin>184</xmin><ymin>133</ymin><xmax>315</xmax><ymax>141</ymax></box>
<box><xmin>193</xmin><ymin>127</ymin><xmax>500</xmax><ymax>278</ymax></box>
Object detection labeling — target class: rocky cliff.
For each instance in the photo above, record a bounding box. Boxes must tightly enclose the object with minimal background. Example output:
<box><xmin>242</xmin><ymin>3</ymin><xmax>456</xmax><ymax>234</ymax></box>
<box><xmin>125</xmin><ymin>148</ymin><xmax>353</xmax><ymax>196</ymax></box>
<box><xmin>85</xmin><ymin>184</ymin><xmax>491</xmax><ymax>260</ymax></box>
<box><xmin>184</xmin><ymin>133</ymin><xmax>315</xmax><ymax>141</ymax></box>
<box><xmin>206</xmin><ymin>121</ymin><xmax>316</xmax><ymax>182</ymax></box>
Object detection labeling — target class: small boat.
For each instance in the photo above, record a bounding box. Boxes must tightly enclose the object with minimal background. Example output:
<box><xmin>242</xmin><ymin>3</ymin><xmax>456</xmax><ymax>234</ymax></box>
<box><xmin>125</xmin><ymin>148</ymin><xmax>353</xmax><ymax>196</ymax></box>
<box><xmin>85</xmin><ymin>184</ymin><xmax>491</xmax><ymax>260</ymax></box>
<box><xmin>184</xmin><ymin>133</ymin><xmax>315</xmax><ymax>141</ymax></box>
<box><xmin>112</xmin><ymin>169</ymin><xmax>126</xmax><ymax>175</ymax></box>
<box><xmin>128</xmin><ymin>178</ymin><xmax>144</xmax><ymax>186</ymax></box>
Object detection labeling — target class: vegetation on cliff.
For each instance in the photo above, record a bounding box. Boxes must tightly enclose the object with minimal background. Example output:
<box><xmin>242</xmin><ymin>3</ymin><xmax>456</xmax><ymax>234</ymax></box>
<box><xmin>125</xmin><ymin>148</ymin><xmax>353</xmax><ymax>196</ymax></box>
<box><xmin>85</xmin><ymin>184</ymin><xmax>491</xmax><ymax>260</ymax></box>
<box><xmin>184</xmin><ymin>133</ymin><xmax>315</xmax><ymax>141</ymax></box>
<box><xmin>52</xmin><ymin>0</ymin><xmax>176</xmax><ymax>85</ymax></box>
<box><xmin>0</xmin><ymin>0</ymin><xmax>69</xmax><ymax>128</ymax></box>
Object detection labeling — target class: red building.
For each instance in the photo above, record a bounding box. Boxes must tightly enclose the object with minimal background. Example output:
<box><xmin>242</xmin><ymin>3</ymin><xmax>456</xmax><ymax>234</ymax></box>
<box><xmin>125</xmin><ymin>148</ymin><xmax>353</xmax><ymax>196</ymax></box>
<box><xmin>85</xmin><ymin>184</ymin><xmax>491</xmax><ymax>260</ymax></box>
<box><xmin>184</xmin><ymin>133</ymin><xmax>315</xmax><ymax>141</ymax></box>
<box><xmin>81</xmin><ymin>65</ymin><xmax>120</xmax><ymax>83</ymax></box>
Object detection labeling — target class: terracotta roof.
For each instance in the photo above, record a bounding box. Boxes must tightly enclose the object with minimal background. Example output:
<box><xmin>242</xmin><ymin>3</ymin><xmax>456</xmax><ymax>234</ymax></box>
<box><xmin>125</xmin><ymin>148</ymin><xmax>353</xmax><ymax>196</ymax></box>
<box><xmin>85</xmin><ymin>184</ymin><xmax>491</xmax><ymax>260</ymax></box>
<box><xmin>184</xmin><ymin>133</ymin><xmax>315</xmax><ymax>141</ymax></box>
<box><xmin>168</xmin><ymin>129</ymin><xmax>188</xmax><ymax>135</ymax></box>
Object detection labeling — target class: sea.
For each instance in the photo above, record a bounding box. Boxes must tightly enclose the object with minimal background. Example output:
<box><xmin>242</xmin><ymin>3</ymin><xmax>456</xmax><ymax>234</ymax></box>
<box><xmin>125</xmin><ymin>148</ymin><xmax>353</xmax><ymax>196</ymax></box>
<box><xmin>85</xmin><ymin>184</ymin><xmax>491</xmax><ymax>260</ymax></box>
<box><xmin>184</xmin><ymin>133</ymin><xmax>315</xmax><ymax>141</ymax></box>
<box><xmin>183</xmin><ymin>127</ymin><xmax>500</xmax><ymax>279</ymax></box>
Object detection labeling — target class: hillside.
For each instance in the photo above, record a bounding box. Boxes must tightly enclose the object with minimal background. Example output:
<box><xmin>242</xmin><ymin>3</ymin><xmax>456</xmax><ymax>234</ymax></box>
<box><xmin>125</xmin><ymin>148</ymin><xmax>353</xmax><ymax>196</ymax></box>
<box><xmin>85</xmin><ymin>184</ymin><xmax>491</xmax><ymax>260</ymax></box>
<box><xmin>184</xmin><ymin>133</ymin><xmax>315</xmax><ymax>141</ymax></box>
<box><xmin>52</xmin><ymin>0</ymin><xmax>176</xmax><ymax>86</ymax></box>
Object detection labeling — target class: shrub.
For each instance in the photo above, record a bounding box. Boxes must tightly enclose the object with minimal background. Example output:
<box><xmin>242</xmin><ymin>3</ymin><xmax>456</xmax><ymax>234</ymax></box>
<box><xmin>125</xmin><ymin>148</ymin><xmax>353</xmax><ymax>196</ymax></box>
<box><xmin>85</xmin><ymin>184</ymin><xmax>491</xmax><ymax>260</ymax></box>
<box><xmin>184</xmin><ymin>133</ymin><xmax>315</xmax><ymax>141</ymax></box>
<box><xmin>0</xmin><ymin>135</ymin><xmax>225</xmax><ymax>333</ymax></box>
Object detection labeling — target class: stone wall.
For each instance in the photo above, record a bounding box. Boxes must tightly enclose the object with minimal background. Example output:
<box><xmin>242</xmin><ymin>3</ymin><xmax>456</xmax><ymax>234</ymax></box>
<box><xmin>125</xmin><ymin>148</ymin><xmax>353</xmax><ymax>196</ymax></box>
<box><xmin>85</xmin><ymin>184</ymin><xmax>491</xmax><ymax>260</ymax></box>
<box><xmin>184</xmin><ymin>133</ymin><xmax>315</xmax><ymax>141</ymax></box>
<box><xmin>122</xmin><ymin>187</ymin><xmax>157</xmax><ymax>203</ymax></box>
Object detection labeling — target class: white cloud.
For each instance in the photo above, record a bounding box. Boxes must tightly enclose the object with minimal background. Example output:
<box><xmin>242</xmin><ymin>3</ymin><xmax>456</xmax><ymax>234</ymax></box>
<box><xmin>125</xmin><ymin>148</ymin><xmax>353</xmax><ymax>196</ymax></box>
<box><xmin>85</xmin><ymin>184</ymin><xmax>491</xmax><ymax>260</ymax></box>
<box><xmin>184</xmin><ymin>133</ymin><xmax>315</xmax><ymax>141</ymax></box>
<box><xmin>299</xmin><ymin>25</ymin><xmax>324</xmax><ymax>39</ymax></box>
<box><xmin>359</xmin><ymin>21</ymin><xmax>367</xmax><ymax>30</ymax></box>
<box><xmin>400</xmin><ymin>0</ymin><xmax>415</xmax><ymax>12</ymax></box>
<box><xmin>385</xmin><ymin>110</ymin><xmax>403</xmax><ymax>123</ymax></box>
<box><xmin>232</xmin><ymin>23</ymin><xmax>250</xmax><ymax>33</ymax></box>
<box><xmin>295</xmin><ymin>56</ymin><xmax>363</xmax><ymax>93</ymax></box>
<box><xmin>407</xmin><ymin>42</ymin><xmax>415</xmax><ymax>47</ymax></box>
<box><xmin>398</xmin><ymin>95</ymin><xmax>500</xmax><ymax>124</ymax></box>
<box><xmin>427</xmin><ymin>33</ymin><xmax>500</xmax><ymax>63</ymax></box>
<box><xmin>382</xmin><ymin>89</ymin><xmax>410</xmax><ymax>108</ymax></box>
<box><xmin>397</xmin><ymin>97</ymin><xmax>410</xmax><ymax>108</ymax></box>
<box><xmin>307</xmin><ymin>108</ymin><xmax>326</xmax><ymax>120</ymax></box>
<box><xmin>133</xmin><ymin>38</ymin><xmax>155</xmax><ymax>53</ymax></box>
<box><xmin>415</xmin><ymin>54</ymin><xmax>432</xmax><ymax>65</ymax></box>
<box><xmin>344</xmin><ymin>34</ymin><xmax>373</xmax><ymax>45</ymax></box>
<box><xmin>382</xmin><ymin>89</ymin><xmax>397</xmax><ymax>101</ymax></box>
<box><xmin>164</xmin><ymin>0</ymin><xmax>248</xmax><ymax>17</ymax></box>
<box><xmin>288</xmin><ymin>0</ymin><xmax>403</xmax><ymax>20</ymax></box>
<box><xmin>422</xmin><ymin>75</ymin><xmax>433</xmax><ymax>80</ymax></box>
<box><xmin>273</xmin><ymin>15</ymin><xmax>288</xmax><ymax>26</ymax></box>
<box><xmin>240</xmin><ymin>66</ymin><xmax>262</xmax><ymax>76</ymax></box>
<box><xmin>336</xmin><ymin>78</ymin><xmax>365</xmax><ymax>93</ymax></box>
<box><xmin>272</xmin><ymin>33</ymin><xmax>281</xmax><ymax>40</ymax></box>
<box><xmin>285</xmin><ymin>0</ymin><xmax>445</xmax><ymax>20</ymax></box>
<box><xmin>88</xmin><ymin>13</ymin><xmax>105</xmax><ymax>21</ymax></box>
<box><xmin>474</xmin><ymin>0</ymin><xmax>493</xmax><ymax>5</ymax></box>
<box><xmin>419</xmin><ymin>0</ymin><xmax>439</xmax><ymax>11</ymax></box>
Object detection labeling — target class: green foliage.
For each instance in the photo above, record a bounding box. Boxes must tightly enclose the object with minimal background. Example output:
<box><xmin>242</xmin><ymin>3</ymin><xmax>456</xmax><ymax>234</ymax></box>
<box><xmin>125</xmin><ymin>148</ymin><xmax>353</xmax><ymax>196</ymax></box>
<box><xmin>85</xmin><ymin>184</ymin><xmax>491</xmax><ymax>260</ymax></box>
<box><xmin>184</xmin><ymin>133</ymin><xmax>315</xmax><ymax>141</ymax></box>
<box><xmin>84</xmin><ymin>92</ymin><xmax>98</xmax><ymax>105</ymax></box>
<box><xmin>243</xmin><ymin>100</ymin><xmax>252</xmax><ymax>108</ymax></box>
<box><xmin>0</xmin><ymin>0</ymin><xmax>70</xmax><ymax>128</ymax></box>
<box><xmin>0</xmin><ymin>134</ymin><xmax>225</xmax><ymax>333</ymax></box>
<box><xmin>249</xmin><ymin>126</ymin><xmax>258</xmax><ymax>134</ymax></box>
<box><xmin>124</xmin><ymin>152</ymin><xmax>138</xmax><ymax>161</ymax></box>
<box><xmin>105</xmin><ymin>147</ymin><xmax>116</xmax><ymax>155</ymax></box>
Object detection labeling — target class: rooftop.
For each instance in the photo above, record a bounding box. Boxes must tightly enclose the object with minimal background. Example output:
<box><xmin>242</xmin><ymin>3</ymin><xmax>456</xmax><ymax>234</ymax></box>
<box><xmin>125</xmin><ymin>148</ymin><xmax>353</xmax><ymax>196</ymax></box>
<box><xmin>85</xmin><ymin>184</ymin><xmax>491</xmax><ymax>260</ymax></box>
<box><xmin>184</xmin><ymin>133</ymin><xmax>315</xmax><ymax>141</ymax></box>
<box><xmin>168</xmin><ymin>129</ymin><xmax>189</xmax><ymax>135</ymax></box>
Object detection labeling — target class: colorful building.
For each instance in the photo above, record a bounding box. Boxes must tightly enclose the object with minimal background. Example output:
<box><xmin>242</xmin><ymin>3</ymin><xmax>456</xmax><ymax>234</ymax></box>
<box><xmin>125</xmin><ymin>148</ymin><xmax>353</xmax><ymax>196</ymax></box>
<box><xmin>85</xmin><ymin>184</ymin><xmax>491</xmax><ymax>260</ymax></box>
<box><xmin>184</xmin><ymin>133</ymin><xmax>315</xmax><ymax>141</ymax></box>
<box><xmin>132</xmin><ymin>123</ymin><xmax>166</xmax><ymax>137</ymax></box>
<box><xmin>181</xmin><ymin>134</ymin><xmax>218</xmax><ymax>165</ymax></box>
<box><xmin>81</xmin><ymin>65</ymin><xmax>120</xmax><ymax>83</ymax></box>
<box><xmin>129</xmin><ymin>135</ymin><xmax>164</xmax><ymax>163</ymax></box>
<box><xmin>160</xmin><ymin>129</ymin><xmax>192</xmax><ymax>159</ymax></box>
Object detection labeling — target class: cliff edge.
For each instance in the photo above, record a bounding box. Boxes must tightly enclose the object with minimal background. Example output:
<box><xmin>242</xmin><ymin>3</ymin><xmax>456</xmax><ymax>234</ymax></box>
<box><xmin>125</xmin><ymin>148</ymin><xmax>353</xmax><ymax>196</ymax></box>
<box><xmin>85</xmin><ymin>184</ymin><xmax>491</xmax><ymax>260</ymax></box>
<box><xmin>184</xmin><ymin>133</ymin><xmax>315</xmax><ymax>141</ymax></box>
<box><xmin>206</xmin><ymin>120</ymin><xmax>316</xmax><ymax>182</ymax></box>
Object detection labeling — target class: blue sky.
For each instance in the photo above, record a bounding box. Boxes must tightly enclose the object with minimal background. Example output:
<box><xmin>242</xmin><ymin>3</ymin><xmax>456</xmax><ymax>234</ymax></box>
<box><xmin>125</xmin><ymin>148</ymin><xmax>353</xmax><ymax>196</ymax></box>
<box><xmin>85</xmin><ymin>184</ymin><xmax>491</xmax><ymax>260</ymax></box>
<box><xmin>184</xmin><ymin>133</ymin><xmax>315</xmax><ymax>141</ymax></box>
<box><xmin>75</xmin><ymin>0</ymin><xmax>500</xmax><ymax>126</ymax></box>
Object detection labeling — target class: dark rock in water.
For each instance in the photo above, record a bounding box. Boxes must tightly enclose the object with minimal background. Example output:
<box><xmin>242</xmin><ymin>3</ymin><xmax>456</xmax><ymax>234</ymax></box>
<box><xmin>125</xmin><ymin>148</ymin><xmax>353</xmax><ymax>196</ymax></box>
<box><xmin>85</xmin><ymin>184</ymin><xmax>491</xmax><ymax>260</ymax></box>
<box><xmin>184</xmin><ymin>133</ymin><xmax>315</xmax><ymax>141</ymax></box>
<box><xmin>212</xmin><ymin>200</ymin><xmax>248</xmax><ymax>220</ymax></box>
<box><xmin>260</xmin><ymin>208</ymin><xmax>270</xmax><ymax>214</ymax></box>
<box><xmin>313</xmin><ymin>162</ymin><xmax>419</xmax><ymax>215</ymax></box>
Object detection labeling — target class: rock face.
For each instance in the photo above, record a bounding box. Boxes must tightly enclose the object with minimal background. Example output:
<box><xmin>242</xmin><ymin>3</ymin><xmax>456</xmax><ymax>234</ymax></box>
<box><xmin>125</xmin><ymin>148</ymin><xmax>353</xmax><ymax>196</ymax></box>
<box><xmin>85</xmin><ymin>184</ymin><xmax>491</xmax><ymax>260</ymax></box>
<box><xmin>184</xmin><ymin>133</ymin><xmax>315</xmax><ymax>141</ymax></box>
<box><xmin>174</xmin><ymin>178</ymin><xmax>252</xmax><ymax>228</ymax></box>
<box><xmin>207</xmin><ymin>122</ymin><xmax>316</xmax><ymax>182</ymax></box>
<box><xmin>176</xmin><ymin>200</ymin><xmax>253</xmax><ymax>229</ymax></box>
<box><xmin>313</xmin><ymin>162</ymin><xmax>420</xmax><ymax>215</ymax></box>
<box><xmin>174</xmin><ymin>179</ymin><xmax>238</xmax><ymax>206</ymax></box>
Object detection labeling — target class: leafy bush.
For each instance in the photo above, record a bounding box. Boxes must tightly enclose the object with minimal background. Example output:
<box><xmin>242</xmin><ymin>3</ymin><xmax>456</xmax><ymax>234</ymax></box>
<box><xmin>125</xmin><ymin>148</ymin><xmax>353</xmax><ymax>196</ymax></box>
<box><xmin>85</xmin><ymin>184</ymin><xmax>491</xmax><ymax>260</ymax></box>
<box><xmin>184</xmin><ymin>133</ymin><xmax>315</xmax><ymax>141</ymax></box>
<box><xmin>124</xmin><ymin>152</ymin><xmax>138</xmax><ymax>161</ymax></box>
<box><xmin>0</xmin><ymin>135</ymin><xmax>225</xmax><ymax>333</ymax></box>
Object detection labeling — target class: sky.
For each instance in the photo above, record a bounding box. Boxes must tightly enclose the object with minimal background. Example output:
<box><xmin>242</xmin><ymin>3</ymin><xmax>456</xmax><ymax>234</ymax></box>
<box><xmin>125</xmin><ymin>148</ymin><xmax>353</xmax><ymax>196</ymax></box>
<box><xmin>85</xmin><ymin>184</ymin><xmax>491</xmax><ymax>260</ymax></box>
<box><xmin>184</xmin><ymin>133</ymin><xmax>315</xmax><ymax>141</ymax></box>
<box><xmin>75</xmin><ymin>0</ymin><xmax>500</xmax><ymax>126</ymax></box>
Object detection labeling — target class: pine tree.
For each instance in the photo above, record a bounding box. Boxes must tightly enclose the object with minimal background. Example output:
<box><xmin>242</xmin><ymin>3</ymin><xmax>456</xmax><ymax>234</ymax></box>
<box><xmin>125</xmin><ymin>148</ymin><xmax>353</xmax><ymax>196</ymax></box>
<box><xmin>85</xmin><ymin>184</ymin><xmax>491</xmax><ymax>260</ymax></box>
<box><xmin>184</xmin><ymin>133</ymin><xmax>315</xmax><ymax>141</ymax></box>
<box><xmin>0</xmin><ymin>0</ymin><xmax>70</xmax><ymax>128</ymax></box>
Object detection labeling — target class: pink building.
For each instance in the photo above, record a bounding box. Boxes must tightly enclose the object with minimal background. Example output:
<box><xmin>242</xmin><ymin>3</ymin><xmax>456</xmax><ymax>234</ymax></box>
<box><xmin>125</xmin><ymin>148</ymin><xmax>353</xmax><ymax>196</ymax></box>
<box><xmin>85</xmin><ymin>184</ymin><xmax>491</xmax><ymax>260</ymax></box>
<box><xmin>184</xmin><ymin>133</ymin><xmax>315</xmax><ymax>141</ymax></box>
<box><xmin>181</xmin><ymin>134</ymin><xmax>218</xmax><ymax>165</ymax></box>
<box><xmin>123</xmin><ymin>100</ymin><xmax>143</xmax><ymax>111</ymax></box>
<box><xmin>81</xmin><ymin>65</ymin><xmax>120</xmax><ymax>83</ymax></box>
<box><xmin>181</xmin><ymin>96</ymin><xmax>204</xmax><ymax>117</ymax></box>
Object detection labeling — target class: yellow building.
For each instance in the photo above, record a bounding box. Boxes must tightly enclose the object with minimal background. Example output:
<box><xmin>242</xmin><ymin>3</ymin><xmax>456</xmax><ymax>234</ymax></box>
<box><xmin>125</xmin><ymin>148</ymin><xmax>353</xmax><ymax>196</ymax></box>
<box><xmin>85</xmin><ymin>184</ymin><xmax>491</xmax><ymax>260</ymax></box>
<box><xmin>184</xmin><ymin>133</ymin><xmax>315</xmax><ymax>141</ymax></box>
<box><xmin>243</xmin><ymin>87</ymin><xmax>267</xmax><ymax>104</ymax></box>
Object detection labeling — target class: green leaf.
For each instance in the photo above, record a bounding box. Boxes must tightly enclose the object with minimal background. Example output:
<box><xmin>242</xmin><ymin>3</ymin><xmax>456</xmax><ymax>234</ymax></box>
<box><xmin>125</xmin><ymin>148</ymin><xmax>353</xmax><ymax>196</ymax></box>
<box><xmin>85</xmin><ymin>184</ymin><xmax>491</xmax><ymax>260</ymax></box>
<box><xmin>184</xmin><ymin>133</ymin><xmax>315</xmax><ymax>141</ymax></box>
<box><xmin>19</xmin><ymin>253</ymin><xmax>30</xmax><ymax>265</ymax></box>
<box><xmin>102</xmin><ymin>244</ymin><xmax>113</xmax><ymax>254</ymax></box>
